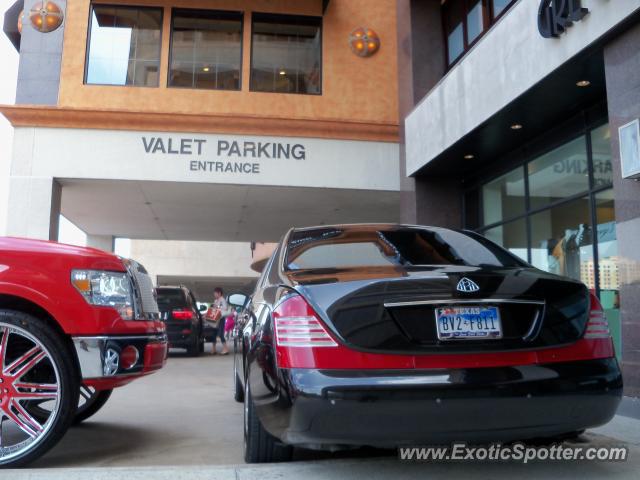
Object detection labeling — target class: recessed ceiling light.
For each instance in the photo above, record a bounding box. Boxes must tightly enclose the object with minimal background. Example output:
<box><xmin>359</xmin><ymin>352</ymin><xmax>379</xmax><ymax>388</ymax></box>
<box><xmin>576</xmin><ymin>80</ymin><xmax>591</xmax><ymax>87</ymax></box>
<box><xmin>279</xmin><ymin>70</ymin><xmax>286</xmax><ymax>76</ymax></box>
<box><xmin>464</xmin><ymin>154</ymin><xmax>475</xmax><ymax>160</ymax></box>
<box><xmin>511</xmin><ymin>124</ymin><xmax>523</xmax><ymax>130</ymax></box>
<box><xmin>203</xmin><ymin>66</ymin><xmax>210</xmax><ymax>72</ymax></box>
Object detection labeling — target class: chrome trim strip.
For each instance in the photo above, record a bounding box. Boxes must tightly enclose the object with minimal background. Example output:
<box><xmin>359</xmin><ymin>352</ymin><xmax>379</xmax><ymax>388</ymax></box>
<box><xmin>384</xmin><ymin>299</ymin><xmax>546</xmax><ymax>308</ymax></box>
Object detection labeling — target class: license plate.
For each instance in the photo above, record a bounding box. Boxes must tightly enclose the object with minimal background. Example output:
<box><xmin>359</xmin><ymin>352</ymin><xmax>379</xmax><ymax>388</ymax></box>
<box><xmin>435</xmin><ymin>306</ymin><xmax>502</xmax><ymax>340</ymax></box>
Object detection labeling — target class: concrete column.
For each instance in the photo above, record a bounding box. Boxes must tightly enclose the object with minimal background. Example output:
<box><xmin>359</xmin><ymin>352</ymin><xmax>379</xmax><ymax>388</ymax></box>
<box><xmin>604</xmin><ymin>22</ymin><xmax>640</xmax><ymax>398</ymax></box>
<box><xmin>5</xmin><ymin>176</ymin><xmax>61</xmax><ymax>241</ymax></box>
<box><xmin>86</xmin><ymin>235</ymin><xmax>115</xmax><ymax>253</ymax></box>
<box><xmin>15</xmin><ymin>0</ymin><xmax>67</xmax><ymax>105</ymax></box>
<box><xmin>397</xmin><ymin>0</ymin><xmax>446</xmax><ymax>224</ymax></box>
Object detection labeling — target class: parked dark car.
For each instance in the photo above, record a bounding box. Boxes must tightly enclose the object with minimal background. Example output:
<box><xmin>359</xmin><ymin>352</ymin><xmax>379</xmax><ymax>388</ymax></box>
<box><xmin>156</xmin><ymin>286</ymin><xmax>204</xmax><ymax>356</ymax></box>
<box><xmin>232</xmin><ymin>224</ymin><xmax>622</xmax><ymax>463</ymax></box>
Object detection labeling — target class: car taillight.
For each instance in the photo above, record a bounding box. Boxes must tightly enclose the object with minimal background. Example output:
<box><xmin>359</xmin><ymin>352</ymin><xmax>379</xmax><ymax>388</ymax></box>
<box><xmin>273</xmin><ymin>295</ymin><xmax>337</xmax><ymax>347</ymax></box>
<box><xmin>584</xmin><ymin>292</ymin><xmax>611</xmax><ymax>339</ymax></box>
<box><xmin>172</xmin><ymin>309</ymin><xmax>194</xmax><ymax>321</ymax></box>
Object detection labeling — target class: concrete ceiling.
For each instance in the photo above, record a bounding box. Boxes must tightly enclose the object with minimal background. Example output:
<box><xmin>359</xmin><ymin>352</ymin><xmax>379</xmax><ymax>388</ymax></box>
<box><xmin>59</xmin><ymin>179</ymin><xmax>400</xmax><ymax>243</ymax></box>
<box><xmin>157</xmin><ymin>275</ymin><xmax>256</xmax><ymax>303</ymax></box>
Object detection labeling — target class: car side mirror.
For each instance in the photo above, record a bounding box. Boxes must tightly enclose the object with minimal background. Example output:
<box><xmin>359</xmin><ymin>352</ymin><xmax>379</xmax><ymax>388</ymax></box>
<box><xmin>228</xmin><ymin>293</ymin><xmax>248</xmax><ymax>309</ymax></box>
<box><xmin>198</xmin><ymin>304</ymin><xmax>208</xmax><ymax>313</ymax></box>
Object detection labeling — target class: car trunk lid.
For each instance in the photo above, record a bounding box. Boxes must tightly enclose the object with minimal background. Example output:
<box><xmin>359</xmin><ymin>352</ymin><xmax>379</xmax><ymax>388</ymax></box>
<box><xmin>290</xmin><ymin>265</ymin><xmax>589</xmax><ymax>354</ymax></box>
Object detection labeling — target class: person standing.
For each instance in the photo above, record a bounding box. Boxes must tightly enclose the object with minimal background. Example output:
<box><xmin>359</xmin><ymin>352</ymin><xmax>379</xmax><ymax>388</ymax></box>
<box><xmin>210</xmin><ymin>287</ymin><xmax>230</xmax><ymax>355</ymax></box>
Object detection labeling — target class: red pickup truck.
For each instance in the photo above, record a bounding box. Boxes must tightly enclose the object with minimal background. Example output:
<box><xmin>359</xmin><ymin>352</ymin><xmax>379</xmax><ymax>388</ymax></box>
<box><xmin>0</xmin><ymin>237</ymin><xmax>168</xmax><ymax>467</ymax></box>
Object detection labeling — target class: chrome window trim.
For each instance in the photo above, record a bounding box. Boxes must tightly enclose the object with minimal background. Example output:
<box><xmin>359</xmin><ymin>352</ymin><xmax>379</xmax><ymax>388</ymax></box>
<box><xmin>384</xmin><ymin>299</ymin><xmax>546</xmax><ymax>308</ymax></box>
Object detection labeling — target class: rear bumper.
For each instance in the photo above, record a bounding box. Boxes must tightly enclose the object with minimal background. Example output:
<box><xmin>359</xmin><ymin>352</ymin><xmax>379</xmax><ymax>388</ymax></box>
<box><xmin>72</xmin><ymin>334</ymin><xmax>168</xmax><ymax>388</ymax></box>
<box><xmin>269</xmin><ymin>358</ymin><xmax>622</xmax><ymax>448</ymax></box>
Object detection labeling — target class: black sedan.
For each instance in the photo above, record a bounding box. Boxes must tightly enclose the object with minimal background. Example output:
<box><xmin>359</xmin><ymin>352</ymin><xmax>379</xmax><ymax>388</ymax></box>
<box><xmin>232</xmin><ymin>224</ymin><xmax>622</xmax><ymax>463</ymax></box>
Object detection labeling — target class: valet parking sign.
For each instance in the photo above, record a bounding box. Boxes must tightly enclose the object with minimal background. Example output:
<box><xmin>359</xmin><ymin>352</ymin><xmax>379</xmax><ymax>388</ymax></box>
<box><xmin>141</xmin><ymin>135</ymin><xmax>307</xmax><ymax>175</ymax></box>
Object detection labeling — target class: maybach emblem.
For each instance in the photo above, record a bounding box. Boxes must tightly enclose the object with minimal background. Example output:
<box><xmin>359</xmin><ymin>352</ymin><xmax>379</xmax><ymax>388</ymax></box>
<box><xmin>457</xmin><ymin>278</ymin><xmax>480</xmax><ymax>293</ymax></box>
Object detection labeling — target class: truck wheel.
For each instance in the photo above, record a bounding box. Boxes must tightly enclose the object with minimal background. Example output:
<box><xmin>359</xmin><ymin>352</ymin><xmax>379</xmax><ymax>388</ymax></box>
<box><xmin>0</xmin><ymin>310</ymin><xmax>79</xmax><ymax>468</ymax></box>
<box><xmin>27</xmin><ymin>384</ymin><xmax>113</xmax><ymax>426</ymax></box>
<box><xmin>73</xmin><ymin>386</ymin><xmax>113</xmax><ymax>425</ymax></box>
<box><xmin>244</xmin><ymin>381</ymin><xmax>292</xmax><ymax>463</ymax></box>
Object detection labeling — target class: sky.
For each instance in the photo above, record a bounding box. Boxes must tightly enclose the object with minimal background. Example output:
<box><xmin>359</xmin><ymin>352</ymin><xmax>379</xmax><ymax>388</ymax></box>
<box><xmin>0</xmin><ymin>26</ymin><xmax>108</xmax><ymax>250</ymax></box>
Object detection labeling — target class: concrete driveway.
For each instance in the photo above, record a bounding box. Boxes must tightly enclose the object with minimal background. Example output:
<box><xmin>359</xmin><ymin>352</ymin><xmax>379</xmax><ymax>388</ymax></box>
<box><xmin>3</xmin><ymin>346</ymin><xmax>639</xmax><ymax>478</ymax></box>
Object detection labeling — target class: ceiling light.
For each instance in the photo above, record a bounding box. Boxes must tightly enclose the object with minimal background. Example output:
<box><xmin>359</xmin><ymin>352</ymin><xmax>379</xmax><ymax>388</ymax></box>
<box><xmin>576</xmin><ymin>80</ymin><xmax>591</xmax><ymax>87</ymax></box>
<box><xmin>464</xmin><ymin>154</ymin><xmax>475</xmax><ymax>160</ymax></box>
<box><xmin>202</xmin><ymin>67</ymin><xmax>210</xmax><ymax>72</ymax></box>
<box><xmin>511</xmin><ymin>124</ymin><xmax>523</xmax><ymax>130</ymax></box>
<box><xmin>279</xmin><ymin>70</ymin><xmax>286</xmax><ymax>76</ymax></box>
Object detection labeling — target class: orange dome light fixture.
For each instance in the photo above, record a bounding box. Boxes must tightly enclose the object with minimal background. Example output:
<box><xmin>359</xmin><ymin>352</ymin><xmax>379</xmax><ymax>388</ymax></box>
<box><xmin>17</xmin><ymin>10</ymin><xmax>24</xmax><ymax>34</ymax></box>
<box><xmin>349</xmin><ymin>27</ymin><xmax>380</xmax><ymax>58</ymax></box>
<box><xmin>29</xmin><ymin>1</ymin><xmax>64</xmax><ymax>33</ymax></box>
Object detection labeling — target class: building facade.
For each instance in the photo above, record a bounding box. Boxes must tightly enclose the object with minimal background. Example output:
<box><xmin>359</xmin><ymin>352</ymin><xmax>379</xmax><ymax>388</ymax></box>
<box><xmin>1</xmin><ymin>0</ymin><xmax>401</xmax><ymax>246</ymax></box>
<box><xmin>399</xmin><ymin>0</ymin><xmax>640</xmax><ymax>399</ymax></box>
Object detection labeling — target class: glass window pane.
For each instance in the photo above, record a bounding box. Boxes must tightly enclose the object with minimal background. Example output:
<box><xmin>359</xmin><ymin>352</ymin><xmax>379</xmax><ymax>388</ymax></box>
<box><xmin>530</xmin><ymin>196</ymin><xmax>593</xmax><ymax>284</ymax></box>
<box><xmin>251</xmin><ymin>14</ymin><xmax>322</xmax><ymax>95</ymax></box>
<box><xmin>492</xmin><ymin>0</ymin><xmax>512</xmax><ymax>18</ymax></box>
<box><xmin>464</xmin><ymin>188</ymin><xmax>481</xmax><ymax>230</ymax></box>
<box><xmin>86</xmin><ymin>6</ymin><xmax>162</xmax><ymax>87</ymax></box>
<box><xmin>286</xmin><ymin>227</ymin><xmax>527</xmax><ymax>270</ymax></box>
<box><xmin>528</xmin><ymin>136</ymin><xmax>589</xmax><ymax>209</ymax></box>
<box><xmin>169</xmin><ymin>10</ymin><xmax>243</xmax><ymax>91</ymax></box>
<box><xmin>447</xmin><ymin>24</ymin><xmax>464</xmax><ymax>64</ymax></box>
<box><xmin>591</xmin><ymin>124</ymin><xmax>614</xmax><ymax>188</ymax></box>
<box><xmin>444</xmin><ymin>0</ymin><xmax>465</xmax><ymax>65</ymax></box>
<box><xmin>482</xmin><ymin>167</ymin><xmax>526</xmax><ymax>226</ymax></box>
<box><xmin>594</xmin><ymin>189</ymin><xmax>621</xmax><ymax>357</ymax></box>
<box><xmin>467</xmin><ymin>1</ymin><xmax>484</xmax><ymax>44</ymax></box>
<box><xmin>483</xmin><ymin>218</ymin><xmax>528</xmax><ymax>263</ymax></box>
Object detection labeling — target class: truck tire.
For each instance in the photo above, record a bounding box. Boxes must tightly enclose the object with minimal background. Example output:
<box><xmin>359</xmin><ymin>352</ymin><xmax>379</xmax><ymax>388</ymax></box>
<box><xmin>0</xmin><ymin>310</ymin><xmax>79</xmax><ymax>468</ymax></box>
<box><xmin>28</xmin><ymin>385</ymin><xmax>113</xmax><ymax>426</ymax></box>
<box><xmin>244</xmin><ymin>381</ymin><xmax>292</xmax><ymax>463</ymax></box>
<box><xmin>73</xmin><ymin>386</ymin><xmax>113</xmax><ymax>425</ymax></box>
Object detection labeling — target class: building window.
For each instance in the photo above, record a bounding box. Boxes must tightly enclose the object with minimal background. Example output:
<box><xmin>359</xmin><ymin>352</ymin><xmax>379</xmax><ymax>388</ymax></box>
<box><xmin>472</xmin><ymin>123</ymin><xmax>615</xmax><ymax>289</ymax></box>
<box><xmin>169</xmin><ymin>9</ymin><xmax>243</xmax><ymax>91</ymax></box>
<box><xmin>442</xmin><ymin>0</ymin><xmax>516</xmax><ymax>68</ymax></box>
<box><xmin>529</xmin><ymin>195</ymin><xmax>593</xmax><ymax>283</ymax></box>
<box><xmin>86</xmin><ymin>5</ymin><xmax>162</xmax><ymax>87</ymax></box>
<box><xmin>484</xmin><ymin>217</ymin><xmax>528</xmax><ymax>263</ymax></box>
<box><xmin>527</xmin><ymin>136</ymin><xmax>589</xmax><ymax>209</ymax></box>
<box><xmin>250</xmin><ymin>13</ymin><xmax>322</xmax><ymax>95</ymax></box>
<box><xmin>491</xmin><ymin>0</ymin><xmax>513</xmax><ymax>19</ymax></box>
<box><xmin>482</xmin><ymin>166</ymin><xmax>526</xmax><ymax>226</ymax></box>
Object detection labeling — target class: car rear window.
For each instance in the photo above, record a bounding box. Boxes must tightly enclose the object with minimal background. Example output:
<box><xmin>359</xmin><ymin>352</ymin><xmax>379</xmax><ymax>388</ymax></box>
<box><xmin>156</xmin><ymin>288</ymin><xmax>188</xmax><ymax>309</ymax></box>
<box><xmin>286</xmin><ymin>227</ymin><xmax>528</xmax><ymax>270</ymax></box>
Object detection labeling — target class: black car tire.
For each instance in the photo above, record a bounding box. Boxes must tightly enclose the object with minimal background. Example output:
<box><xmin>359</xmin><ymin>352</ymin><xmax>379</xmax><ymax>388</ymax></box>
<box><xmin>234</xmin><ymin>358</ymin><xmax>244</xmax><ymax>403</ymax></box>
<box><xmin>0</xmin><ymin>310</ymin><xmax>79</xmax><ymax>468</ymax></box>
<box><xmin>244</xmin><ymin>381</ymin><xmax>292</xmax><ymax>463</ymax></box>
<box><xmin>187</xmin><ymin>333</ymin><xmax>201</xmax><ymax>357</ymax></box>
<box><xmin>199</xmin><ymin>333</ymin><xmax>205</xmax><ymax>354</ymax></box>
<box><xmin>73</xmin><ymin>388</ymin><xmax>113</xmax><ymax>425</ymax></box>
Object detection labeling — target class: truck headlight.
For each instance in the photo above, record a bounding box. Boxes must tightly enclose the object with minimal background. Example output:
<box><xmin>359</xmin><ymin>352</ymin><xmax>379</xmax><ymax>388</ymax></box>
<box><xmin>71</xmin><ymin>270</ymin><xmax>134</xmax><ymax>320</ymax></box>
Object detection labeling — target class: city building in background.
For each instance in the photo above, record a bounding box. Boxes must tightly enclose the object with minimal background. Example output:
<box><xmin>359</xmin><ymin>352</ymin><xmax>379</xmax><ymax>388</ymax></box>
<box><xmin>0</xmin><ymin>0</ymin><xmax>401</xmax><ymax>296</ymax></box>
<box><xmin>398</xmin><ymin>0</ymin><xmax>640</xmax><ymax>398</ymax></box>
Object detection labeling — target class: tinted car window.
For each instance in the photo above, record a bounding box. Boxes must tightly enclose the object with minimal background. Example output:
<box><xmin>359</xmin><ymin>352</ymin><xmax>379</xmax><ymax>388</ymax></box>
<box><xmin>286</xmin><ymin>227</ymin><xmax>527</xmax><ymax>270</ymax></box>
<box><xmin>156</xmin><ymin>288</ymin><xmax>188</xmax><ymax>309</ymax></box>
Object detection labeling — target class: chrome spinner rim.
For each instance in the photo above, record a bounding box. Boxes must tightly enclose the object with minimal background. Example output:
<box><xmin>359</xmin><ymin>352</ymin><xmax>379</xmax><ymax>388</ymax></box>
<box><xmin>0</xmin><ymin>323</ymin><xmax>61</xmax><ymax>464</ymax></box>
